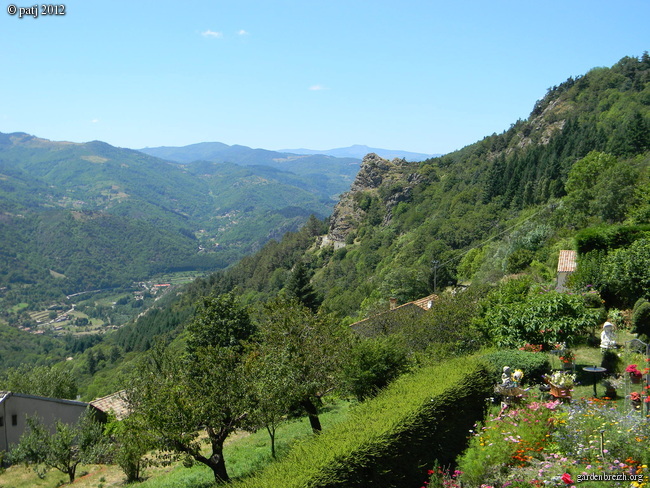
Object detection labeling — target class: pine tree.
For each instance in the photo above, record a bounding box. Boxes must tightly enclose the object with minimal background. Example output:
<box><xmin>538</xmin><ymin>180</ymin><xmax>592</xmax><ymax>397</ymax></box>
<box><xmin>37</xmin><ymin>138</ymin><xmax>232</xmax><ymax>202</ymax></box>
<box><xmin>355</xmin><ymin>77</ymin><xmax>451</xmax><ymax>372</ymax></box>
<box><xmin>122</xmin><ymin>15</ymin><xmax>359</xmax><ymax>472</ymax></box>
<box><xmin>285</xmin><ymin>262</ymin><xmax>321</xmax><ymax>312</ymax></box>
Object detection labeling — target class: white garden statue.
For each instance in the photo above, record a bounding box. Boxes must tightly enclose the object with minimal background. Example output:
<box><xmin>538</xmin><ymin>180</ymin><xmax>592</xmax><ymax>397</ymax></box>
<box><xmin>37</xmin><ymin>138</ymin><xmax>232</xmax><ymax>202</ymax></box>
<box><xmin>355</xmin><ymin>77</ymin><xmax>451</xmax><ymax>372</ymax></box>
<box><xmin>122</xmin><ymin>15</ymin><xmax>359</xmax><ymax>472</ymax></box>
<box><xmin>501</xmin><ymin>366</ymin><xmax>516</xmax><ymax>388</ymax></box>
<box><xmin>600</xmin><ymin>321</ymin><xmax>617</xmax><ymax>350</ymax></box>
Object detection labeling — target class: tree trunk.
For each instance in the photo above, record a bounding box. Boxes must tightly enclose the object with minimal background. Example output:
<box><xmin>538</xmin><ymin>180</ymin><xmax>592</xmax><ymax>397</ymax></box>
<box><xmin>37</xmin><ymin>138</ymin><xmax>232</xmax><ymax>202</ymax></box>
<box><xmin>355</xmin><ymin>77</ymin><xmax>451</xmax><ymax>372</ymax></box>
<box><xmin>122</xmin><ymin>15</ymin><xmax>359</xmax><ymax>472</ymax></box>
<box><xmin>206</xmin><ymin>449</ymin><xmax>229</xmax><ymax>483</ymax></box>
<box><xmin>301</xmin><ymin>398</ymin><xmax>322</xmax><ymax>433</ymax></box>
<box><xmin>266</xmin><ymin>424</ymin><xmax>277</xmax><ymax>458</ymax></box>
<box><xmin>206</xmin><ymin>426</ymin><xmax>230</xmax><ymax>483</ymax></box>
<box><xmin>174</xmin><ymin>428</ymin><xmax>230</xmax><ymax>483</ymax></box>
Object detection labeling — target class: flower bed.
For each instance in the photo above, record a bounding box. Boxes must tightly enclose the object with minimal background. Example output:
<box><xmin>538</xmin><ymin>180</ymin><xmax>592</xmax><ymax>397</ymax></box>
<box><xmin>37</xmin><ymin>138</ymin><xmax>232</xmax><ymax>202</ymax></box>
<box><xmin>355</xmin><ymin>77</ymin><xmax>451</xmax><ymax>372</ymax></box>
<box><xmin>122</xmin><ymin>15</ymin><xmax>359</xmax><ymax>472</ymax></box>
<box><xmin>423</xmin><ymin>395</ymin><xmax>650</xmax><ymax>488</ymax></box>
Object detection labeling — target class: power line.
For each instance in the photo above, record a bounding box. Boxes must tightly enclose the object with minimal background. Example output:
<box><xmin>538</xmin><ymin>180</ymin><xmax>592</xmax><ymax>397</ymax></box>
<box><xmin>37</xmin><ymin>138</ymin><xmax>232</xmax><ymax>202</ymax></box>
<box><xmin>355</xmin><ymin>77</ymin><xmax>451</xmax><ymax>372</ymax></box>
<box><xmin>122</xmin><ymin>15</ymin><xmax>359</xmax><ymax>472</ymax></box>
<box><xmin>435</xmin><ymin>204</ymin><xmax>551</xmax><ymax>271</ymax></box>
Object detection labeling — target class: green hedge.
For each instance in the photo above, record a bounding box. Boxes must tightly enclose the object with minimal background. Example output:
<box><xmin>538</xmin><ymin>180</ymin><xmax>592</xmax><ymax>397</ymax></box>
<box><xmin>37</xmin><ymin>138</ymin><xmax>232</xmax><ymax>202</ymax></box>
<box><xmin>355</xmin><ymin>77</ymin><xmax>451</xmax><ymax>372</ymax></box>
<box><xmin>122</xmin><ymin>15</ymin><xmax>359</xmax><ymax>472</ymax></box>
<box><xmin>482</xmin><ymin>349</ymin><xmax>551</xmax><ymax>385</ymax></box>
<box><xmin>231</xmin><ymin>355</ymin><xmax>492</xmax><ymax>488</ymax></box>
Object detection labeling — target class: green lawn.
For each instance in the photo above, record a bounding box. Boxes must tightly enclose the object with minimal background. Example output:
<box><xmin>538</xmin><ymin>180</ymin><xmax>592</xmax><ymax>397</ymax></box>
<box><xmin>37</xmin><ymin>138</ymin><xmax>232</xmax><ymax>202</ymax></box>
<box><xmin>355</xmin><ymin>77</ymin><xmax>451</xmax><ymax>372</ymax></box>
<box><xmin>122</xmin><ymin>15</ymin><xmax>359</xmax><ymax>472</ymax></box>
<box><xmin>139</xmin><ymin>399</ymin><xmax>352</xmax><ymax>487</ymax></box>
<box><xmin>548</xmin><ymin>337</ymin><xmax>648</xmax><ymax>404</ymax></box>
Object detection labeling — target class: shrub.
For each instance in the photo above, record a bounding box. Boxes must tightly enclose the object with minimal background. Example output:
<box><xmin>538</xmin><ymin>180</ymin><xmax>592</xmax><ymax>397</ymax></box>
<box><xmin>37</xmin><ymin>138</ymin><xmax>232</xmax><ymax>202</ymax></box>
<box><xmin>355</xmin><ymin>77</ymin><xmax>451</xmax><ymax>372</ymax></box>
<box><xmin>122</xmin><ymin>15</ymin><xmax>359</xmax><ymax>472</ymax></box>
<box><xmin>574</xmin><ymin>224</ymin><xmax>650</xmax><ymax>254</ymax></box>
<box><xmin>482</xmin><ymin>350</ymin><xmax>551</xmax><ymax>385</ymax></box>
<box><xmin>341</xmin><ymin>335</ymin><xmax>410</xmax><ymax>401</ymax></box>
<box><xmin>574</xmin><ymin>239</ymin><xmax>650</xmax><ymax>307</ymax></box>
<box><xmin>632</xmin><ymin>299</ymin><xmax>650</xmax><ymax>340</ymax></box>
<box><xmin>505</xmin><ymin>249</ymin><xmax>536</xmax><ymax>274</ymax></box>
<box><xmin>481</xmin><ymin>289</ymin><xmax>599</xmax><ymax>349</ymax></box>
<box><xmin>399</xmin><ymin>286</ymin><xmax>488</xmax><ymax>355</ymax></box>
<box><xmin>600</xmin><ymin>350</ymin><xmax>622</xmax><ymax>374</ymax></box>
<box><xmin>599</xmin><ymin>239</ymin><xmax>650</xmax><ymax>307</ymax></box>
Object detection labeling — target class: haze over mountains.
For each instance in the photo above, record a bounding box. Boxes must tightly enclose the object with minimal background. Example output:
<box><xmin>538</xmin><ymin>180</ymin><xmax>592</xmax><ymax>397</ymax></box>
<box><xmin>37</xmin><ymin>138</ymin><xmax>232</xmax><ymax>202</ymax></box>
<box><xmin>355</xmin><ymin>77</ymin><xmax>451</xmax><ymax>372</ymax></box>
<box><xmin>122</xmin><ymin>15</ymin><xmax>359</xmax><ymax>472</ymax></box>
<box><xmin>138</xmin><ymin>141</ymin><xmax>361</xmax><ymax>178</ymax></box>
<box><xmin>278</xmin><ymin>145</ymin><xmax>440</xmax><ymax>161</ymax></box>
<box><xmin>138</xmin><ymin>142</ymin><xmax>437</xmax><ymax>167</ymax></box>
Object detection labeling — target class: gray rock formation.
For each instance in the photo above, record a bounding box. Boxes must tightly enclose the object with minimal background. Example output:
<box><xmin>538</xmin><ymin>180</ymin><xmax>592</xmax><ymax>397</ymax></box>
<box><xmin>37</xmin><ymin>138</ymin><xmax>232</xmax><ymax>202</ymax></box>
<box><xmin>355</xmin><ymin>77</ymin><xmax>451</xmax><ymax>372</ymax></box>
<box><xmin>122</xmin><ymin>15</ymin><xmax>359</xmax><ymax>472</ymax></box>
<box><xmin>326</xmin><ymin>153</ymin><xmax>414</xmax><ymax>245</ymax></box>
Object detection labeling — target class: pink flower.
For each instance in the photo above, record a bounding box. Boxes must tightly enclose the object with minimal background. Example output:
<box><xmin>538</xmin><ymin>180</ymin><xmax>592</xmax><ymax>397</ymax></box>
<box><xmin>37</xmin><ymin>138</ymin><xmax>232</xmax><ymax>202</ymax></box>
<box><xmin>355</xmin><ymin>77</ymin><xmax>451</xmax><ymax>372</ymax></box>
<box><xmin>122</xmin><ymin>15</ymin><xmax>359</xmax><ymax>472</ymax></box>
<box><xmin>562</xmin><ymin>473</ymin><xmax>574</xmax><ymax>485</ymax></box>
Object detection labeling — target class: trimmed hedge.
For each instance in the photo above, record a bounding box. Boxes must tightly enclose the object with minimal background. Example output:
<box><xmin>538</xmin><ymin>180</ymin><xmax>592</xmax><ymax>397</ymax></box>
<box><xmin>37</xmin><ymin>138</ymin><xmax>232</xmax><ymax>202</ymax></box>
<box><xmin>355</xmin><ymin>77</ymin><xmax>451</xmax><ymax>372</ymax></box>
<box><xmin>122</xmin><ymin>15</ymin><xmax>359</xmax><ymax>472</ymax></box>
<box><xmin>230</xmin><ymin>355</ymin><xmax>492</xmax><ymax>488</ymax></box>
<box><xmin>482</xmin><ymin>349</ymin><xmax>551</xmax><ymax>385</ymax></box>
<box><xmin>632</xmin><ymin>299</ymin><xmax>650</xmax><ymax>340</ymax></box>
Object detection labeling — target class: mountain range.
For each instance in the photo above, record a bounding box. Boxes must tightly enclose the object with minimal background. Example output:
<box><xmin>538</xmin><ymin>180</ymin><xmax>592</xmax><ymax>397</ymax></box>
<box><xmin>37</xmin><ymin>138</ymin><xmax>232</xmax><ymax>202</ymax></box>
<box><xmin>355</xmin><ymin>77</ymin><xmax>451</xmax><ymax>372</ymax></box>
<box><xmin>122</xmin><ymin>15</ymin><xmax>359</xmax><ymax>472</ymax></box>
<box><xmin>0</xmin><ymin>133</ymin><xmax>377</xmax><ymax>308</ymax></box>
<box><xmin>137</xmin><ymin>142</ymin><xmax>362</xmax><ymax>181</ymax></box>
<box><xmin>138</xmin><ymin>142</ymin><xmax>436</xmax><ymax>168</ymax></box>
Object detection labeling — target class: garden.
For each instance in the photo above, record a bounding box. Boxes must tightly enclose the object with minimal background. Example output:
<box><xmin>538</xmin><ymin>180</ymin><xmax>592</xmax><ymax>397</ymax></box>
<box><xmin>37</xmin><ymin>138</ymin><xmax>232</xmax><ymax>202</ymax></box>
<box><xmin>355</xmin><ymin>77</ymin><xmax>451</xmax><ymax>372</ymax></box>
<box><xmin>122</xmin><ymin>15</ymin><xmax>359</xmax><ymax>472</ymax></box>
<box><xmin>423</xmin><ymin>342</ymin><xmax>650</xmax><ymax>488</ymax></box>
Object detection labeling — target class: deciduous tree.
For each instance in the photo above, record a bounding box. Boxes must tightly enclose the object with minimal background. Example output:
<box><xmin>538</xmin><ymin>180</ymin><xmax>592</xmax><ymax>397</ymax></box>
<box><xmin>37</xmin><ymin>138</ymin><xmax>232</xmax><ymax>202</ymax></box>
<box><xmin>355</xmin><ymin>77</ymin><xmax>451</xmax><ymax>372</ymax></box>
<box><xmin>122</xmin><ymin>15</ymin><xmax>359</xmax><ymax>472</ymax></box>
<box><xmin>9</xmin><ymin>409</ymin><xmax>109</xmax><ymax>483</ymax></box>
<box><xmin>128</xmin><ymin>294</ymin><xmax>254</xmax><ymax>483</ymax></box>
<box><xmin>253</xmin><ymin>299</ymin><xmax>349</xmax><ymax>433</ymax></box>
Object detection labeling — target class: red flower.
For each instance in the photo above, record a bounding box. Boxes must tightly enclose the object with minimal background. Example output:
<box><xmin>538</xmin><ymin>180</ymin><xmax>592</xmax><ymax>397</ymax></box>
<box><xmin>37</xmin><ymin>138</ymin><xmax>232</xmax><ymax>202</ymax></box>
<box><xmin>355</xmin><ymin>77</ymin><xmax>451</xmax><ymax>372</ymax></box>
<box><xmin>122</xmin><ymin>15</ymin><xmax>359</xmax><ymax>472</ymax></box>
<box><xmin>561</xmin><ymin>473</ymin><xmax>574</xmax><ymax>485</ymax></box>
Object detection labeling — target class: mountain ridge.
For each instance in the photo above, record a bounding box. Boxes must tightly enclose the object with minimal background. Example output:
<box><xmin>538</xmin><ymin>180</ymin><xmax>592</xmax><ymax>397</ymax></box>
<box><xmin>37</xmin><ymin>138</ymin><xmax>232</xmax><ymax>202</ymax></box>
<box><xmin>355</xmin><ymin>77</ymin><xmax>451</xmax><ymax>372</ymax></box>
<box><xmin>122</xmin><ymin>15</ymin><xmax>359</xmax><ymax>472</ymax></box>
<box><xmin>139</xmin><ymin>141</ymin><xmax>438</xmax><ymax>165</ymax></box>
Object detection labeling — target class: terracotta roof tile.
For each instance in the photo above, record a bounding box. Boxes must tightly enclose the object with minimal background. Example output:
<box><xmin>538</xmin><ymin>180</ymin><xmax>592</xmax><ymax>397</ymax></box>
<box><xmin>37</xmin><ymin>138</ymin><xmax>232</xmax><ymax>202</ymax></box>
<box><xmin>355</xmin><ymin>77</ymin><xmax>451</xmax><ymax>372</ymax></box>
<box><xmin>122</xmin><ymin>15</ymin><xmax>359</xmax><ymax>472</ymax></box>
<box><xmin>90</xmin><ymin>390</ymin><xmax>130</xmax><ymax>420</ymax></box>
<box><xmin>557</xmin><ymin>250</ymin><xmax>577</xmax><ymax>273</ymax></box>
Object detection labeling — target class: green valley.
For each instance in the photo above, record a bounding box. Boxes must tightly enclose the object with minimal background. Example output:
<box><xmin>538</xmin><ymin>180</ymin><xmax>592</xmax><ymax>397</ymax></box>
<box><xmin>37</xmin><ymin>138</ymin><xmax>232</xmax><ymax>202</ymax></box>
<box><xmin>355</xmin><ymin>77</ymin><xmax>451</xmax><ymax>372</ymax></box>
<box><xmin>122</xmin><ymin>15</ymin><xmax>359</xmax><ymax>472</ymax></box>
<box><xmin>0</xmin><ymin>132</ymin><xmax>360</xmax><ymax>349</ymax></box>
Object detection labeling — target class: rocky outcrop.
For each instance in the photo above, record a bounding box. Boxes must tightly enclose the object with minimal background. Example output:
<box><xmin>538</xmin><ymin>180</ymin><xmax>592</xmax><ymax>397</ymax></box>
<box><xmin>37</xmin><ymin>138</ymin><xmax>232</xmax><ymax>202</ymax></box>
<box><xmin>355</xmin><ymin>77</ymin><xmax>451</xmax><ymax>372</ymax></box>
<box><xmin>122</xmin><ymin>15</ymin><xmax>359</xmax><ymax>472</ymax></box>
<box><xmin>326</xmin><ymin>153</ymin><xmax>415</xmax><ymax>245</ymax></box>
<box><xmin>349</xmin><ymin>153</ymin><xmax>396</xmax><ymax>191</ymax></box>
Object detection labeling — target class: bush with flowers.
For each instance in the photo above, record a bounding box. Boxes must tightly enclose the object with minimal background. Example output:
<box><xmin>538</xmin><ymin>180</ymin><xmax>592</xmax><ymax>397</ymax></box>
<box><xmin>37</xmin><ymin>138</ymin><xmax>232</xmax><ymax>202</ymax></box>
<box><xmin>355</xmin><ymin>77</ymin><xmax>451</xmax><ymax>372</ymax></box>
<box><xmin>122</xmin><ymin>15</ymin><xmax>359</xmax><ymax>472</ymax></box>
<box><xmin>558</xmin><ymin>350</ymin><xmax>575</xmax><ymax>365</ymax></box>
<box><xmin>626</xmin><ymin>364</ymin><xmax>644</xmax><ymax>379</ymax></box>
<box><xmin>548</xmin><ymin>371</ymin><xmax>576</xmax><ymax>388</ymax></box>
<box><xmin>455</xmin><ymin>399</ymin><xmax>561</xmax><ymax>486</ymax></box>
<box><xmin>437</xmin><ymin>394</ymin><xmax>650</xmax><ymax>488</ymax></box>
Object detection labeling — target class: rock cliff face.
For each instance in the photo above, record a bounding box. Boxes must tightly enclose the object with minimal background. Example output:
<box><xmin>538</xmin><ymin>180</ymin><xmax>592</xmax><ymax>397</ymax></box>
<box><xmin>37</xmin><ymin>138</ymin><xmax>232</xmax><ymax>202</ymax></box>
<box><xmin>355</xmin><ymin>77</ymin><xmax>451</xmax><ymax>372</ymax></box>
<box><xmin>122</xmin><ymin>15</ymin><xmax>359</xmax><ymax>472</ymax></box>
<box><xmin>326</xmin><ymin>153</ymin><xmax>415</xmax><ymax>245</ymax></box>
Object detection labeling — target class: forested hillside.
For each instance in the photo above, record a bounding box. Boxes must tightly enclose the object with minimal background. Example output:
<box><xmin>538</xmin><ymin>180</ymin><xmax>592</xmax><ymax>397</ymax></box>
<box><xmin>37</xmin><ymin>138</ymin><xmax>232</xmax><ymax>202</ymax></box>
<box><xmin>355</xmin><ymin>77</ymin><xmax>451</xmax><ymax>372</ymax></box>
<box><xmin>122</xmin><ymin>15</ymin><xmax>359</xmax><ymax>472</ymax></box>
<box><xmin>179</xmin><ymin>54</ymin><xmax>650</xmax><ymax>319</ymax></box>
<box><xmin>2</xmin><ymin>54</ymin><xmax>650</xmax><ymax>401</ymax></box>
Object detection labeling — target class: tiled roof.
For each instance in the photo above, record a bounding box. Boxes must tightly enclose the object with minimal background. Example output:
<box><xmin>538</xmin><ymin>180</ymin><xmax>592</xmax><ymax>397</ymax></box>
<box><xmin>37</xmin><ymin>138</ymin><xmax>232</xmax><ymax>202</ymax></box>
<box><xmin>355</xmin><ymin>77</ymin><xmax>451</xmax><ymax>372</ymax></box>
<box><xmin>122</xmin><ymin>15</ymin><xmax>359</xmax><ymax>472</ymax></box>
<box><xmin>409</xmin><ymin>293</ymin><xmax>439</xmax><ymax>311</ymax></box>
<box><xmin>557</xmin><ymin>250</ymin><xmax>577</xmax><ymax>273</ymax></box>
<box><xmin>90</xmin><ymin>390</ymin><xmax>130</xmax><ymax>420</ymax></box>
<box><xmin>349</xmin><ymin>293</ymin><xmax>439</xmax><ymax>328</ymax></box>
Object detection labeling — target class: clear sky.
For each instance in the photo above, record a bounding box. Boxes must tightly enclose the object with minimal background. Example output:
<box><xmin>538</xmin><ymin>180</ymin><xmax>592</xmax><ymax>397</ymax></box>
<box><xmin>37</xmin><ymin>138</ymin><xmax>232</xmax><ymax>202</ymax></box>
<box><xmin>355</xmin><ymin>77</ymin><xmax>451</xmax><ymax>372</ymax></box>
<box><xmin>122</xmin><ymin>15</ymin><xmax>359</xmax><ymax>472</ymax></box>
<box><xmin>1</xmin><ymin>1</ymin><xmax>649</xmax><ymax>155</ymax></box>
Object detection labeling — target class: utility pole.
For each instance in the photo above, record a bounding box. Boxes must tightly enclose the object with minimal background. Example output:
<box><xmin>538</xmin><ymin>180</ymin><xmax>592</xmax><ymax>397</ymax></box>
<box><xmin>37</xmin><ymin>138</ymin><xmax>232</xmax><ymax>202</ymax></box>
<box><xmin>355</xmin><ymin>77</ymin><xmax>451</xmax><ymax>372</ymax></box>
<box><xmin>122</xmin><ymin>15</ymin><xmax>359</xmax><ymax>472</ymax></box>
<box><xmin>432</xmin><ymin>260</ymin><xmax>439</xmax><ymax>293</ymax></box>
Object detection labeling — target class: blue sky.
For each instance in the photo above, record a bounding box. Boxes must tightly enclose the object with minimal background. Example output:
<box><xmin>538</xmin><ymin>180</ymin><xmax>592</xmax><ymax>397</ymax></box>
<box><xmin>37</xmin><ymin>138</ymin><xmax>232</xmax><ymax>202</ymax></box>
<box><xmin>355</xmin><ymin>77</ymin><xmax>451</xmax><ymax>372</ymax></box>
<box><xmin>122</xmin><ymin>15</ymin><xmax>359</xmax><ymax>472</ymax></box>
<box><xmin>1</xmin><ymin>1</ymin><xmax>649</xmax><ymax>155</ymax></box>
